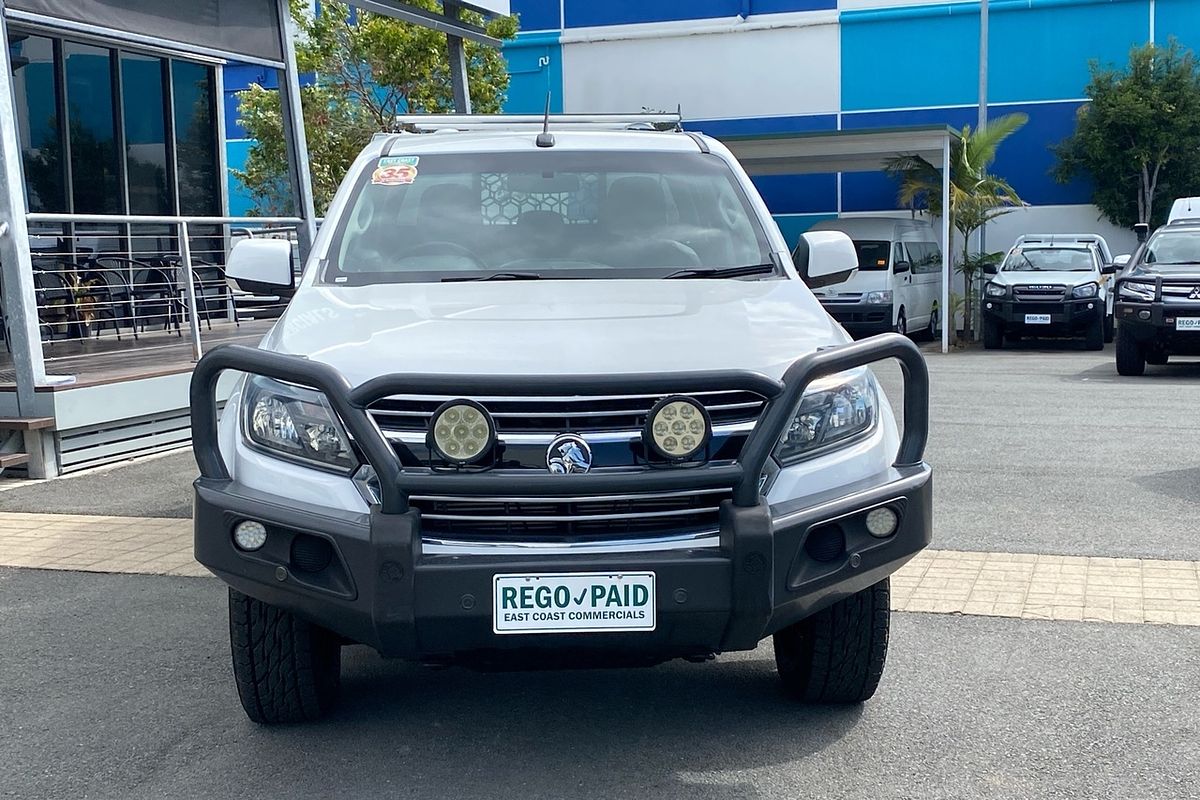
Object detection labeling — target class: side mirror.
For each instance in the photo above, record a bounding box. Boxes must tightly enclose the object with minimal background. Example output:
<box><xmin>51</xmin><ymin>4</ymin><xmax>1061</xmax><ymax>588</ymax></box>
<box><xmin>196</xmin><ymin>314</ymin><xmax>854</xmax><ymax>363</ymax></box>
<box><xmin>792</xmin><ymin>231</ymin><xmax>857</xmax><ymax>290</ymax></box>
<box><xmin>1101</xmin><ymin>263</ymin><xmax>1118</xmax><ymax>275</ymax></box>
<box><xmin>983</xmin><ymin>263</ymin><xmax>998</xmax><ymax>276</ymax></box>
<box><xmin>893</xmin><ymin>260</ymin><xmax>911</xmax><ymax>274</ymax></box>
<box><xmin>226</xmin><ymin>238</ymin><xmax>295</xmax><ymax>293</ymax></box>
<box><xmin>1113</xmin><ymin>254</ymin><xmax>1131</xmax><ymax>268</ymax></box>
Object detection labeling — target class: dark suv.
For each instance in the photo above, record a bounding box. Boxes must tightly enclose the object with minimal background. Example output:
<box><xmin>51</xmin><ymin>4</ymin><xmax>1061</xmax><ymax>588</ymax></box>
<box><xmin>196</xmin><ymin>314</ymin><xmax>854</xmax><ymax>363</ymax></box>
<box><xmin>1114</xmin><ymin>220</ymin><xmax>1200</xmax><ymax>375</ymax></box>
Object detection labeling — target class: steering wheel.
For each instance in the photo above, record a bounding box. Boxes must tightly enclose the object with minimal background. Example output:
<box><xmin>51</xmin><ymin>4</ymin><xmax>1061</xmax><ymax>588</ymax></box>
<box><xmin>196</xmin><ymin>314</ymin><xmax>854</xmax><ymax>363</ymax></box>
<box><xmin>404</xmin><ymin>241</ymin><xmax>485</xmax><ymax>267</ymax></box>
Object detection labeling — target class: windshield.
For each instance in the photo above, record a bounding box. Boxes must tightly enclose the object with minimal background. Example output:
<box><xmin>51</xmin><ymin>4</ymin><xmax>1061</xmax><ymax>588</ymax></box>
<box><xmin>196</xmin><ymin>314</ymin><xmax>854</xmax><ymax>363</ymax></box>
<box><xmin>852</xmin><ymin>241</ymin><xmax>890</xmax><ymax>271</ymax></box>
<box><xmin>1143</xmin><ymin>230</ymin><xmax>1200</xmax><ymax>271</ymax></box>
<box><xmin>324</xmin><ymin>150</ymin><xmax>773</xmax><ymax>284</ymax></box>
<box><xmin>1002</xmin><ymin>247</ymin><xmax>1096</xmax><ymax>272</ymax></box>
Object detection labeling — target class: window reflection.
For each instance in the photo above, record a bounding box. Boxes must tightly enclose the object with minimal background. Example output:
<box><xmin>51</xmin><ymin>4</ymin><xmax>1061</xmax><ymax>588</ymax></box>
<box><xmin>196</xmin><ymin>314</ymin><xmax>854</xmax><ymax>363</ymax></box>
<box><xmin>121</xmin><ymin>53</ymin><xmax>170</xmax><ymax>215</ymax></box>
<box><xmin>64</xmin><ymin>41</ymin><xmax>121</xmax><ymax>213</ymax></box>
<box><xmin>9</xmin><ymin>34</ymin><xmax>64</xmax><ymax>212</ymax></box>
<box><xmin>172</xmin><ymin>60</ymin><xmax>219</xmax><ymax>216</ymax></box>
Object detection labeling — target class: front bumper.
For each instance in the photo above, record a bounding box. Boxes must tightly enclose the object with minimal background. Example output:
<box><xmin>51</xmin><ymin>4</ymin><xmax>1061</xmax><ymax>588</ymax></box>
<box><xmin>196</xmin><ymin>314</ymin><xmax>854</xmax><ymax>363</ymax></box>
<box><xmin>191</xmin><ymin>334</ymin><xmax>932</xmax><ymax>662</ymax></box>
<box><xmin>819</xmin><ymin>300</ymin><xmax>894</xmax><ymax>337</ymax></box>
<box><xmin>1116</xmin><ymin>301</ymin><xmax>1200</xmax><ymax>354</ymax></box>
<box><xmin>981</xmin><ymin>297</ymin><xmax>1103</xmax><ymax>333</ymax></box>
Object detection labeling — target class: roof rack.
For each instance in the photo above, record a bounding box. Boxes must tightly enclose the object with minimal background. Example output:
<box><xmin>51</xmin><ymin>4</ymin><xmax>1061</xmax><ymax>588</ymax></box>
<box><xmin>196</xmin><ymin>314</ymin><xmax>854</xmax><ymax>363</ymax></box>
<box><xmin>391</xmin><ymin>113</ymin><xmax>683</xmax><ymax>133</ymax></box>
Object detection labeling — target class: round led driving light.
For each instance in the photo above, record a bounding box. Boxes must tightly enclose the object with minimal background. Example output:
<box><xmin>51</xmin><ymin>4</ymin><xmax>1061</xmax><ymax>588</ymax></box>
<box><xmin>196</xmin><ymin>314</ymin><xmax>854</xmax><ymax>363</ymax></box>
<box><xmin>865</xmin><ymin>506</ymin><xmax>899</xmax><ymax>538</ymax></box>
<box><xmin>644</xmin><ymin>395</ymin><xmax>711</xmax><ymax>462</ymax></box>
<box><xmin>233</xmin><ymin>520</ymin><xmax>268</xmax><ymax>551</ymax></box>
<box><xmin>428</xmin><ymin>399</ymin><xmax>496</xmax><ymax>465</ymax></box>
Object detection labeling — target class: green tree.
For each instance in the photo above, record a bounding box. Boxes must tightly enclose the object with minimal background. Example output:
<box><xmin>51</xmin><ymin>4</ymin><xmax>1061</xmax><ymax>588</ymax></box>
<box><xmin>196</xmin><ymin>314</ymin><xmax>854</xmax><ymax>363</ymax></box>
<box><xmin>234</xmin><ymin>0</ymin><xmax>518</xmax><ymax>214</ymax></box>
<box><xmin>1054</xmin><ymin>41</ymin><xmax>1200</xmax><ymax>228</ymax></box>
<box><xmin>884</xmin><ymin>113</ymin><xmax>1027</xmax><ymax>341</ymax></box>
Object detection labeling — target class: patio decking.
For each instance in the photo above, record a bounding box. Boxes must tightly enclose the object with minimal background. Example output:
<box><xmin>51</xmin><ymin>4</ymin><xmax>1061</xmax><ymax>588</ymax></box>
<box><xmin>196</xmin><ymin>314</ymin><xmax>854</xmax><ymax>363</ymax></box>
<box><xmin>0</xmin><ymin>318</ymin><xmax>275</xmax><ymax>390</ymax></box>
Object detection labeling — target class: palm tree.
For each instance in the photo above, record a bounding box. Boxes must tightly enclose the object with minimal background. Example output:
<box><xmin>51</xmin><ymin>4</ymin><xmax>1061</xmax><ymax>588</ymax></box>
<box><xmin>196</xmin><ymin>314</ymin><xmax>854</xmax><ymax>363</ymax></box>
<box><xmin>884</xmin><ymin>113</ymin><xmax>1028</xmax><ymax>341</ymax></box>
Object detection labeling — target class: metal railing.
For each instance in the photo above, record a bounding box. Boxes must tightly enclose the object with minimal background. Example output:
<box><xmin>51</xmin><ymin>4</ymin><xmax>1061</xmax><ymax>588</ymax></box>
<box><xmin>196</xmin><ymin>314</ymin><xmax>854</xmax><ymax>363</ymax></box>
<box><xmin>18</xmin><ymin>213</ymin><xmax>307</xmax><ymax>364</ymax></box>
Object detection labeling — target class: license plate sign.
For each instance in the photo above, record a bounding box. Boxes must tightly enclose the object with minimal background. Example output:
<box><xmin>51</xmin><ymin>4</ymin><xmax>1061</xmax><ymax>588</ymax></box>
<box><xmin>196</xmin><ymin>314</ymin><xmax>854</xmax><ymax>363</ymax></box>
<box><xmin>1176</xmin><ymin>317</ymin><xmax>1200</xmax><ymax>331</ymax></box>
<box><xmin>493</xmin><ymin>572</ymin><xmax>656</xmax><ymax>634</ymax></box>
<box><xmin>1025</xmin><ymin>314</ymin><xmax>1052</xmax><ymax>325</ymax></box>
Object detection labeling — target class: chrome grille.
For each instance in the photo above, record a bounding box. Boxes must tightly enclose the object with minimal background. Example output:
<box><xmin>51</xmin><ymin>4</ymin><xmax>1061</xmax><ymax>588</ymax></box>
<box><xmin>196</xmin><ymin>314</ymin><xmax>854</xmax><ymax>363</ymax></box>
<box><xmin>1161</xmin><ymin>283</ymin><xmax>1200</xmax><ymax>302</ymax></box>
<box><xmin>1013</xmin><ymin>285</ymin><xmax>1066</xmax><ymax>302</ymax></box>
<box><xmin>369</xmin><ymin>389</ymin><xmax>766</xmax><ymax>435</ymax></box>
<box><xmin>411</xmin><ymin>488</ymin><xmax>731</xmax><ymax>539</ymax></box>
<box><xmin>818</xmin><ymin>293</ymin><xmax>864</xmax><ymax>305</ymax></box>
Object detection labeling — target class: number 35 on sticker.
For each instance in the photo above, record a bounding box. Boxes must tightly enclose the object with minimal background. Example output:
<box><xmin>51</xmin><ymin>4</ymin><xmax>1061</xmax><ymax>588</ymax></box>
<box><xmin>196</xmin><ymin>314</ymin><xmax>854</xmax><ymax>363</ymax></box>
<box><xmin>372</xmin><ymin>156</ymin><xmax>418</xmax><ymax>186</ymax></box>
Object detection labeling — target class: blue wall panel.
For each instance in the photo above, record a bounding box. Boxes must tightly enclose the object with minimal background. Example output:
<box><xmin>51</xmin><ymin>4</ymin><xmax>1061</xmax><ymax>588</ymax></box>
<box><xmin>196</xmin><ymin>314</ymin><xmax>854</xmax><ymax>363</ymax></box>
<box><xmin>502</xmin><ymin>32</ymin><xmax>564</xmax><ymax>113</ymax></box>
<box><xmin>751</xmin><ymin>173</ymin><xmax>837</xmax><ymax>215</ymax></box>
<box><xmin>1157</xmin><ymin>0</ymin><xmax>1200</xmax><ymax>53</ymax></box>
<box><xmin>990</xmin><ymin>1</ymin><xmax>1148</xmax><ymax>102</ymax></box>
<box><xmin>773</xmin><ymin>212</ymin><xmax>838</xmax><ymax>248</ymax></box>
<box><xmin>691</xmin><ymin>113</ymin><xmax>837</xmax><ymax>138</ymax></box>
<box><xmin>563</xmin><ymin>0</ymin><xmax>833</xmax><ymax>28</ymax></box>
<box><xmin>841</xmin><ymin>12</ymin><xmax>979</xmax><ymax>110</ymax></box>
<box><xmin>989</xmin><ymin>101</ymin><xmax>1090</xmax><ymax>205</ymax></box>
<box><xmin>509</xmin><ymin>0</ymin><xmax>559</xmax><ymax>31</ymax></box>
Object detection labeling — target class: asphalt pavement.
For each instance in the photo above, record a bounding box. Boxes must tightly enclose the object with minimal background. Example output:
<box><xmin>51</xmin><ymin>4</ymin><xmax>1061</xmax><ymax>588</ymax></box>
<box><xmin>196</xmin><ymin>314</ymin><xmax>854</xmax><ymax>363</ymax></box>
<box><xmin>2</xmin><ymin>344</ymin><xmax>1199</xmax><ymax>560</ymax></box>
<box><xmin>2</xmin><ymin>567</ymin><xmax>1197</xmax><ymax>800</ymax></box>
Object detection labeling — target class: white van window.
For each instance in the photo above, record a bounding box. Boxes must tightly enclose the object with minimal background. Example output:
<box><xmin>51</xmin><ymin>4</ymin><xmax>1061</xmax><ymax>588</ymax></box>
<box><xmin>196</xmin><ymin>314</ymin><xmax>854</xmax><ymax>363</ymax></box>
<box><xmin>909</xmin><ymin>242</ymin><xmax>942</xmax><ymax>274</ymax></box>
<box><xmin>852</xmin><ymin>241</ymin><xmax>890</xmax><ymax>271</ymax></box>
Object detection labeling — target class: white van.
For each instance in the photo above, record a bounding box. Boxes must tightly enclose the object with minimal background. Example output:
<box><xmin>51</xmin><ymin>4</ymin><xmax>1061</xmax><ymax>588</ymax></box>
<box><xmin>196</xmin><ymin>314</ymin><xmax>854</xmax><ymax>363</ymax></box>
<box><xmin>799</xmin><ymin>217</ymin><xmax>943</xmax><ymax>338</ymax></box>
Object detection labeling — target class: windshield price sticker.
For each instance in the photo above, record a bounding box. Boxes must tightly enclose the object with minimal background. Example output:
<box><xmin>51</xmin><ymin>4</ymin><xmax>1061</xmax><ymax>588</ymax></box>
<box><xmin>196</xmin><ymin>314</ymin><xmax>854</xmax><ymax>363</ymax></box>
<box><xmin>493</xmin><ymin>572</ymin><xmax>656</xmax><ymax>634</ymax></box>
<box><xmin>372</xmin><ymin>156</ymin><xmax>419</xmax><ymax>186</ymax></box>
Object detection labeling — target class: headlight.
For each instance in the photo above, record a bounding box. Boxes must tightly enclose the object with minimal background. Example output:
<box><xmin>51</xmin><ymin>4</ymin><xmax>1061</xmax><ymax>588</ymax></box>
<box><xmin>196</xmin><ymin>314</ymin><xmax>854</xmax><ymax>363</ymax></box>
<box><xmin>242</xmin><ymin>376</ymin><xmax>357</xmax><ymax>472</ymax></box>
<box><xmin>1071</xmin><ymin>282</ymin><xmax>1099</xmax><ymax>299</ymax></box>
<box><xmin>1119</xmin><ymin>280</ymin><xmax>1155</xmax><ymax>301</ymax></box>
<box><xmin>774</xmin><ymin>369</ymin><xmax>878</xmax><ymax>466</ymax></box>
<box><xmin>864</xmin><ymin>290</ymin><xmax>893</xmax><ymax>304</ymax></box>
<box><xmin>985</xmin><ymin>282</ymin><xmax>1008</xmax><ymax>298</ymax></box>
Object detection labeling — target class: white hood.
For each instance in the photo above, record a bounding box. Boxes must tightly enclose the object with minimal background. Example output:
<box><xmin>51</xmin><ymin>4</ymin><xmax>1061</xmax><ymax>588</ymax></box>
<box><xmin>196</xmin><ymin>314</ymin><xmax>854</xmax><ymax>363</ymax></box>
<box><xmin>992</xmin><ymin>270</ymin><xmax>1098</xmax><ymax>288</ymax></box>
<box><xmin>261</xmin><ymin>279</ymin><xmax>847</xmax><ymax>386</ymax></box>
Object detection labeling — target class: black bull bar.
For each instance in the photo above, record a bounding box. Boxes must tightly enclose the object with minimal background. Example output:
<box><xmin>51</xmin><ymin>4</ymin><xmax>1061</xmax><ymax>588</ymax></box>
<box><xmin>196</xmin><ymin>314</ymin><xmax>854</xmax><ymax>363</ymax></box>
<box><xmin>190</xmin><ymin>333</ymin><xmax>929</xmax><ymax>513</ymax></box>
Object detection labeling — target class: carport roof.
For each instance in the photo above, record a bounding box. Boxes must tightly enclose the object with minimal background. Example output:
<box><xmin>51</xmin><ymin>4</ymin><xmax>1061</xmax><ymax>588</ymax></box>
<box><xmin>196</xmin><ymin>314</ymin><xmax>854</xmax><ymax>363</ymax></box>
<box><xmin>715</xmin><ymin>125</ymin><xmax>959</xmax><ymax>176</ymax></box>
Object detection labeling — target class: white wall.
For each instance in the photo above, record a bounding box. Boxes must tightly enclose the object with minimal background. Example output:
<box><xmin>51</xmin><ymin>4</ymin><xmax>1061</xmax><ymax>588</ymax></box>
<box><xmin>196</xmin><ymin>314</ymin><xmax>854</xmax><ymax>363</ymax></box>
<box><xmin>560</xmin><ymin>18</ymin><xmax>840</xmax><ymax>119</ymax></box>
<box><xmin>982</xmin><ymin>204</ymin><xmax>1138</xmax><ymax>259</ymax></box>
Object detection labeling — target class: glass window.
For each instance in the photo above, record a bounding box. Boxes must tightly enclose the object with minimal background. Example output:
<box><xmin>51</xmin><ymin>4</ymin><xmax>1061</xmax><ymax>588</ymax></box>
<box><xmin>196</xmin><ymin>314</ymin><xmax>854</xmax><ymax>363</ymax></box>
<box><xmin>327</xmin><ymin>150</ymin><xmax>772</xmax><ymax>284</ymax></box>
<box><xmin>1003</xmin><ymin>247</ymin><xmax>1096</xmax><ymax>272</ymax></box>
<box><xmin>9</xmin><ymin>34</ymin><xmax>64</xmax><ymax>212</ymax></box>
<box><xmin>172</xmin><ymin>60</ymin><xmax>219</xmax><ymax>216</ymax></box>
<box><xmin>121</xmin><ymin>53</ymin><xmax>170</xmax><ymax>215</ymax></box>
<box><xmin>64</xmin><ymin>42</ymin><xmax>121</xmax><ymax>213</ymax></box>
<box><xmin>1144</xmin><ymin>231</ymin><xmax>1200</xmax><ymax>270</ymax></box>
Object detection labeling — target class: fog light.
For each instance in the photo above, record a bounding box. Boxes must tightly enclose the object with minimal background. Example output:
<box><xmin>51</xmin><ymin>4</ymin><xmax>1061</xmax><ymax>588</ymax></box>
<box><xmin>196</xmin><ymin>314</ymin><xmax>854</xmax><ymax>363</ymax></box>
<box><xmin>645</xmin><ymin>395</ymin><xmax>711</xmax><ymax>461</ymax></box>
<box><xmin>986</xmin><ymin>302</ymin><xmax>993</xmax><ymax>309</ymax></box>
<box><xmin>1138</xmin><ymin>310</ymin><xmax>1151</xmax><ymax>320</ymax></box>
<box><xmin>1087</xmin><ymin>303</ymin><xmax>1094</xmax><ymax>310</ymax></box>
<box><xmin>864</xmin><ymin>507</ymin><xmax>899</xmax><ymax>538</ymax></box>
<box><xmin>234</xmin><ymin>520</ymin><xmax>268</xmax><ymax>551</ymax></box>
<box><xmin>428</xmin><ymin>399</ymin><xmax>495</xmax><ymax>465</ymax></box>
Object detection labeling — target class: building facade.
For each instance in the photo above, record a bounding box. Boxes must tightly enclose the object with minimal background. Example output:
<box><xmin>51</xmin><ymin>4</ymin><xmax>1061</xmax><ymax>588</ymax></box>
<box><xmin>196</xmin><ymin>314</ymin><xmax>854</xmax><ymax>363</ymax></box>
<box><xmin>502</xmin><ymin>0</ymin><xmax>1200</xmax><ymax>254</ymax></box>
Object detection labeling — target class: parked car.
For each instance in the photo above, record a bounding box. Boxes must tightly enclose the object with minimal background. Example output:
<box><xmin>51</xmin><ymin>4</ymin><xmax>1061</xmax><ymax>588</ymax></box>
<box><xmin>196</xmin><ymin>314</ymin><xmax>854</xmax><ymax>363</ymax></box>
<box><xmin>1113</xmin><ymin>217</ymin><xmax>1200</xmax><ymax>375</ymax></box>
<box><xmin>801</xmin><ymin>217</ymin><xmax>943</xmax><ymax>339</ymax></box>
<box><xmin>981</xmin><ymin>234</ymin><xmax>1117</xmax><ymax>350</ymax></box>
<box><xmin>190</xmin><ymin>117</ymin><xmax>932</xmax><ymax>724</ymax></box>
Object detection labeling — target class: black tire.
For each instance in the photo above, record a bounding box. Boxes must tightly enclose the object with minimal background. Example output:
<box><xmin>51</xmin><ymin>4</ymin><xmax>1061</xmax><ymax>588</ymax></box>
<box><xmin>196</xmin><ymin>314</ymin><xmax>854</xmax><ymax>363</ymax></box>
<box><xmin>983</xmin><ymin>315</ymin><xmax>1003</xmax><ymax>349</ymax></box>
<box><xmin>229</xmin><ymin>588</ymin><xmax>342</xmax><ymax>724</ymax></box>
<box><xmin>1103</xmin><ymin>313</ymin><xmax>1115</xmax><ymax>343</ymax></box>
<box><xmin>774</xmin><ymin>578</ymin><xmax>890</xmax><ymax>704</ymax></box>
<box><xmin>926</xmin><ymin>307</ymin><xmax>939</xmax><ymax>340</ymax></box>
<box><xmin>1084</xmin><ymin>313</ymin><xmax>1104</xmax><ymax>351</ymax></box>
<box><xmin>895</xmin><ymin>308</ymin><xmax>907</xmax><ymax>337</ymax></box>
<box><xmin>1115</xmin><ymin>327</ymin><xmax>1146</xmax><ymax>376</ymax></box>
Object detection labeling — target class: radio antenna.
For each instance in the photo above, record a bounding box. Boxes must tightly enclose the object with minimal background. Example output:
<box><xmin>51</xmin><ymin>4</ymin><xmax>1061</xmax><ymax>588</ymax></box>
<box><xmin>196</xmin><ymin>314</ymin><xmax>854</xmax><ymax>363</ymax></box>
<box><xmin>536</xmin><ymin>92</ymin><xmax>554</xmax><ymax>147</ymax></box>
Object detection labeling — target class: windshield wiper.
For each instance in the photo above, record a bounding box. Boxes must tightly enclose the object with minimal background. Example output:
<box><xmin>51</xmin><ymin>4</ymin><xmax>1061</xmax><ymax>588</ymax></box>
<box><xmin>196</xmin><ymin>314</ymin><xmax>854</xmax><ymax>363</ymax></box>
<box><xmin>442</xmin><ymin>272</ymin><xmax>543</xmax><ymax>283</ymax></box>
<box><xmin>664</xmin><ymin>263</ymin><xmax>777</xmax><ymax>280</ymax></box>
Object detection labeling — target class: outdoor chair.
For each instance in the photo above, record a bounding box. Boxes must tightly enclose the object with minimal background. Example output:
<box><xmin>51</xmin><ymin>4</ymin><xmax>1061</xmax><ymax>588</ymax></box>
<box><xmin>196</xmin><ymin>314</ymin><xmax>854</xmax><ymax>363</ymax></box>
<box><xmin>78</xmin><ymin>264</ymin><xmax>134</xmax><ymax>340</ymax></box>
<box><xmin>32</xmin><ymin>267</ymin><xmax>82</xmax><ymax>341</ymax></box>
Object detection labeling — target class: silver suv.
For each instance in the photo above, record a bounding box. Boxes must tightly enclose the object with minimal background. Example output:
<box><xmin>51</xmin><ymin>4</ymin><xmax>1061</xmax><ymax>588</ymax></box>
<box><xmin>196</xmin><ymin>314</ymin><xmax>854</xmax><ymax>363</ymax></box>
<box><xmin>191</xmin><ymin>115</ymin><xmax>932</xmax><ymax>723</ymax></box>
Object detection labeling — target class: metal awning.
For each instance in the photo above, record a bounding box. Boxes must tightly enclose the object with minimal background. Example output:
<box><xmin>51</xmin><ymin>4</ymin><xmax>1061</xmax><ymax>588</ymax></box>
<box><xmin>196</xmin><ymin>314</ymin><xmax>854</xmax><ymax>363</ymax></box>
<box><xmin>716</xmin><ymin>125</ymin><xmax>958</xmax><ymax>353</ymax></box>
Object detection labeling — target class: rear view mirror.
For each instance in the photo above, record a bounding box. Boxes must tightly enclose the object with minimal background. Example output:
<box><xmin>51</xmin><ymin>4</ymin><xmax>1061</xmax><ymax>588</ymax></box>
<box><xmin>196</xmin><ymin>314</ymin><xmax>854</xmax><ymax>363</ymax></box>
<box><xmin>792</xmin><ymin>231</ymin><xmax>857</xmax><ymax>289</ymax></box>
<box><xmin>226</xmin><ymin>238</ymin><xmax>294</xmax><ymax>292</ymax></box>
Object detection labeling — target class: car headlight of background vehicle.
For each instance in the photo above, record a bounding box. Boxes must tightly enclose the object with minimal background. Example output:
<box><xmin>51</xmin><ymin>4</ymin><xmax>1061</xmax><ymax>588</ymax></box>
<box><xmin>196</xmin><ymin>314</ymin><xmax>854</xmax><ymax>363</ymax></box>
<box><xmin>1071</xmin><ymin>282</ymin><xmax>1099</xmax><ymax>299</ymax></box>
<box><xmin>774</xmin><ymin>369</ymin><xmax>879</xmax><ymax>466</ymax></box>
<box><xmin>985</xmin><ymin>282</ymin><xmax>1008</xmax><ymax>298</ymax></box>
<box><xmin>864</xmin><ymin>290</ymin><xmax>893</xmax><ymax>304</ymax></box>
<box><xmin>1118</xmin><ymin>280</ymin><xmax>1155</xmax><ymax>301</ymax></box>
<box><xmin>242</xmin><ymin>376</ymin><xmax>357</xmax><ymax>472</ymax></box>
